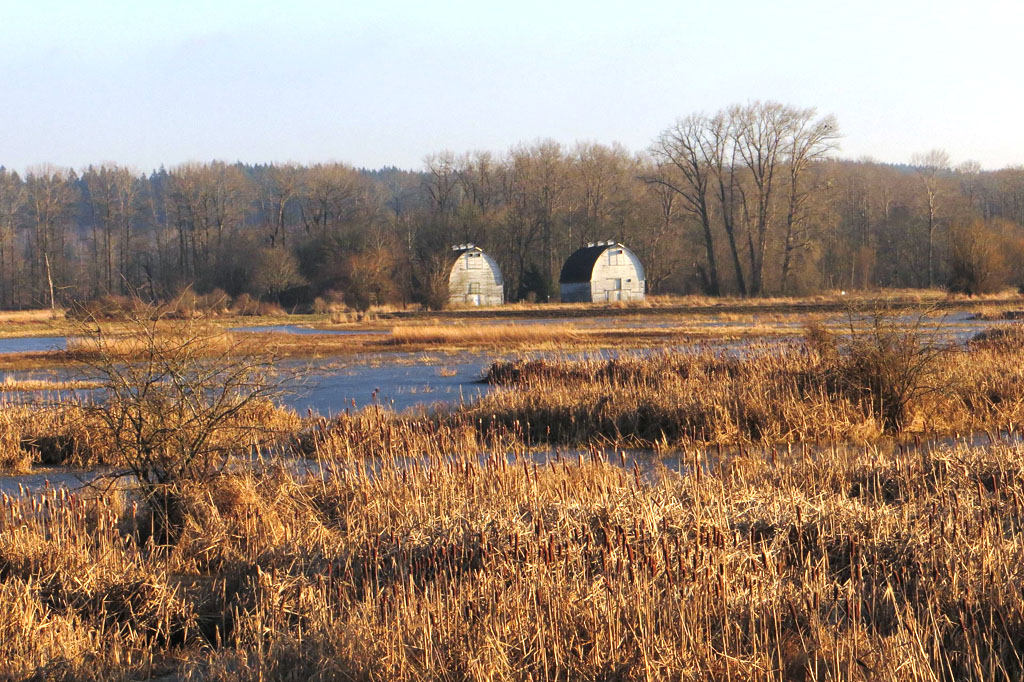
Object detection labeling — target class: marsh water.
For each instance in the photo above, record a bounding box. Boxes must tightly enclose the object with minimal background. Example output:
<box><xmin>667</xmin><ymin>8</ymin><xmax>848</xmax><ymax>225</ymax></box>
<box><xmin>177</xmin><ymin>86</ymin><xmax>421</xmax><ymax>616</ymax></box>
<box><xmin>0</xmin><ymin>335</ymin><xmax>67</xmax><ymax>353</ymax></box>
<box><xmin>0</xmin><ymin>313</ymin><xmax>1016</xmax><ymax>416</ymax></box>
<box><xmin>0</xmin><ymin>352</ymin><xmax>498</xmax><ymax>415</ymax></box>
<box><xmin>2</xmin><ymin>313</ymin><xmax>1021</xmax><ymax>495</ymax></box>
<box><xmin>283</xmin><ymin>353</ymin><xmax>497</xmax><ymax>414</ymax></box>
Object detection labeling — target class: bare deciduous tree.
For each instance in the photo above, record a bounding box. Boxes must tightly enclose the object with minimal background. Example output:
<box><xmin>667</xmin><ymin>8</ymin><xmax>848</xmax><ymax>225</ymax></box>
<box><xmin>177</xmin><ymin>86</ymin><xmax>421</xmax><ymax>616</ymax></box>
<box><xmin>947</xmin><ymin>220</ymin><xmax>1007</xmax><ymax>294</ymax></box>
<box><xmin>648</xmin><ymin>115</ymin><xmax>722</xmax><ymax>295</ymax></box>
<box><xmin>707</xmin><ymin>111</ymin><xmax>750</xmax><ymax>295</ymax></box>
<box><xmin>25</xmin><ymin>165</ymin><xmax>76</xmax><ymax>310</ymax></box>
<box><xmin>0</xmin><ymin>169</ymin><xmax>25</xmax><ymax>308</ymax></box>
<box><xmin>779</xmin><ymin>110</ymin><xmax>840</xmax><ymax>293</ymax></box>
<box><xmin>511</xmin><ymin>141</ymin><xmax>566</xmax><ymax>293</ymax></box>
<box><xmin>259</xmin><ymin>162</ymin><xmax>303</xmax><ymax>248</ymax></box>
<box><xmin>911</xmin><ymin>149</ymin><xmax>951</xmax><ymax>288</ymax></box>
<box><xmin>82</xmin><ymin>163</ymin><xmax>142</xmax><ymax>295</ymax></box>
<box><xmin>729</xmin><ymin>101</ymin><xmax>793</xmax><ymax>296</ymax></box>
<box><xmin>249</xmin><ymin>246</ymin><xmax>307</xmax><ymax>302</ymax></box>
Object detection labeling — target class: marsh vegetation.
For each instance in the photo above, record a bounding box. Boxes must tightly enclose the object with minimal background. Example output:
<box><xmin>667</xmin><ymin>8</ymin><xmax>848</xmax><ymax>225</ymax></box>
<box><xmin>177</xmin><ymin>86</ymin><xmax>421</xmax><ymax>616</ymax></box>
<box><xmin>5</xmin><ymin>422</ymin><xmax>1024</xmax><ymax>679</ymax></box>
<box><xmin>4</xmin><ymin>304</ymin><xmax>1024</xmax><ymax>680</ymax></box>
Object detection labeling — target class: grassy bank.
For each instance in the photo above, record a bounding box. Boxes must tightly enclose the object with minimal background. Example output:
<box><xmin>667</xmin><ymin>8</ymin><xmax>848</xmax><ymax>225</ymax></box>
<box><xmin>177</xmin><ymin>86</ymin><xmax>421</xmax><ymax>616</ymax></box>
<box><xmin>5</xmin><ymin>290</ymin><xmax>1023</xmax><ymax>339</ymax></box>
<box><xmin>0</xmin><ymin>321</ymin><xmax>777</xmax><ymax>372</ymax></box>
<box><xmin>378</xmin><ymin>289</ymin><xmax>1024</xmax><ymax>321</ymax></box>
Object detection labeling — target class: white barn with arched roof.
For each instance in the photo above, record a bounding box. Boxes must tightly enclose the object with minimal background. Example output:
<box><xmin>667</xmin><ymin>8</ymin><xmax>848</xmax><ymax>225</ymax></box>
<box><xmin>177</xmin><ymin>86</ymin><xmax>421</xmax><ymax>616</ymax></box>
<box><xmin>558</xmin><ymin>241</ymin><xmax>645</xmax><ymax>303</ymax></box>
<box><xmin>447</xmin><ymin>244</ymin><xmax>504</xmax><ymax>307</ymax></box>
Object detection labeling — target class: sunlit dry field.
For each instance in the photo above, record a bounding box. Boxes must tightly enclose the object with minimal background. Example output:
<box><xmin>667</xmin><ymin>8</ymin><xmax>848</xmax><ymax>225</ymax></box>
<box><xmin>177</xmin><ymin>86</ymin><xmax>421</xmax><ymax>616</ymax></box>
<box><xmin>4</xmin><ymin>427</ymin><xmax>1024</xmax><ymax>680</ymax></box>
<box><xmin>4</xmin><ymin>299</ymin><xmax>1024</xmax><ymax>680</ymax></box>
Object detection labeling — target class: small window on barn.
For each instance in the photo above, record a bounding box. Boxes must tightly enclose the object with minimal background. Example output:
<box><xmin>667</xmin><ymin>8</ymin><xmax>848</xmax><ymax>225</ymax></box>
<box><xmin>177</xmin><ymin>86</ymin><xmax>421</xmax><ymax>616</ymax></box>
<box><xmin>611</xmin><ymin>278</ymin><xmax>622</xmax><ymax>290</ymax></box>
<box><xmin>608</xmin><ymin>249</ymin><xmax>624</xmax><ymax>266</ymax></box>
<box><xmin>466</xmin><ymin>253</ymin><xmax>482</xmax><ymax>269</ymax></box>
<box><xmin>468</xmin><ymin>282</ymin><xmax>481</xmax><ymax>294</ymax></box>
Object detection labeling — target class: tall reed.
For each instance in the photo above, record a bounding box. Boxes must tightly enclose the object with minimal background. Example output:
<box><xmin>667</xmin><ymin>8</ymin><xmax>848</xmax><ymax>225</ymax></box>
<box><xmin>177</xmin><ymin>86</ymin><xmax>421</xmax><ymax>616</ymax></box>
<box><xmin>3</xmin><ymin>436</ymin><xmax>1024</xmax><ymax>679</ymax></box>
<box><xmin>469</xmin><ymin>333</ymin><xmax>1024</xmax><ymax>447</ymax></box>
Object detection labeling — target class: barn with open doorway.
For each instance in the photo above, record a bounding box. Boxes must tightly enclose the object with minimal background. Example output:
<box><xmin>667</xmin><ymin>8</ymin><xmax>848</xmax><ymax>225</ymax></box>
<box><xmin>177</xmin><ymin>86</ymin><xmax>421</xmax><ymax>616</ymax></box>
<box><xmin>447</xmin><ymin>244</ymin><xmax>504</xmax><ymax>307</ymax></box>
<box><xmin>558</xmin><ymin>241</ymin><xmax>645</xmax><ymax>303</ymax></box>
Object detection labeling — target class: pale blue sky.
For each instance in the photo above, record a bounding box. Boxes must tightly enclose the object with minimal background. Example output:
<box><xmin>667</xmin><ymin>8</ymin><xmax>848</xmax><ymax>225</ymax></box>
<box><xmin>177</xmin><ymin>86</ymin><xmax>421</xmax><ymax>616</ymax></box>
<box><xmin>1</xmin><ymin>0</ymin><xmax>1021</xmax><ymax>172</ymax></box>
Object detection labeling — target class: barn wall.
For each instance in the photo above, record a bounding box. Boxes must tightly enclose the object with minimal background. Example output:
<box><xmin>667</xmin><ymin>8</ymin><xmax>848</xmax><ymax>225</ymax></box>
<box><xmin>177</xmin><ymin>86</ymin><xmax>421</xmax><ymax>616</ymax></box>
<box><xmin>448</xmin><ymin>250</ymin><xmax>504</xmax><ymax>306</ymax></box>
<box><xmin>559</xmin><ymin>282</ymin><xmax>592</xmax><ymax>303</ymax></box>
<box><xmin>589</xmin><ymin>247</ymin><xmax>645</xmax><ymax>302</ymax></box>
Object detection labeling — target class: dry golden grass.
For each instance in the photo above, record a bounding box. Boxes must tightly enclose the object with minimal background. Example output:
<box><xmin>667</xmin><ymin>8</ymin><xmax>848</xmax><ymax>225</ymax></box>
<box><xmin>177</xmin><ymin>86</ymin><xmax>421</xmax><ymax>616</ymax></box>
<box><xmin>438</xmin><ymin>288</ymin><xmax>1022</xmax><ymax>314</ymax></box>
<box><xmin>0</xmin><ymin>402</ymin><xmax>101</xmax><ymax>474</ymax></box>
<box><xmin>7</xmin><ymin>314</ymin><xmax>1024</xmax><ymax>678</ymax></box>
<box><xmin>328</xmin><ymin>303</ymin><xmax>410</xmax><ymax>324</ymax></box>
<box><xmin>468</xmin><ymin>330</ymin><xmax>1024</xmax><ymax>448</ymax></box>
<box><xmin>0</xmin><ymin>376</ymin><xmax>102</xmax><ymax>392</ymax></box>
<box><xmin>0</xmin><ymin>309</ymin><xmax>70</xmax><ymax>340</ymax></box>
<box><xmin>966</xmin><ymin>306</ymin><xmax>1024</xmax><ymax>322</ymax></box>
<box><xmin>0</xmin><ymin>309</ymin><xmax>329</xmax><ymax>342</ymax></box>
<box><xmin>389</xmin><ymin>323</ymin><xmax>582</xmax><ymax>346</ymax></box>
<box><xmin>65</xmin><ymin>329</ymin><xmax>240</xmax><ymax>359</ymax></box>
<box><xmin>0</xmin><ymin>398</ymin><xmax>302</xmax><ymax>473</ymax></box>
<box><xmin>0</xmin><ymin>328</ymin><xmax>387</xmax><ymax>371</ymax></box>
<box><xmin>0</xmin><ymin>309</ymin><xmax>66</xmax><ymax>324</ymax></box>
<box><xmin>4</xmin><ymin>434</ymin><xmax>1024</xmax><ymax>679</ymax></box>
<box><xmin>0</xmin><ymin>290</ymin><xmax>1019</xmax><ymax>337</ymax></box>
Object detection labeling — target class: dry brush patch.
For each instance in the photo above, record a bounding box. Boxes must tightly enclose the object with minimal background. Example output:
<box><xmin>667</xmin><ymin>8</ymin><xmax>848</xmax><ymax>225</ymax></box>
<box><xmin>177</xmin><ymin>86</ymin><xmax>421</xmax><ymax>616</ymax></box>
<box><xmin>468</xmin><ymin>331</ymin><xmax>1024</xmax><ymax>448</ymax></box>
<box><xmin>3</xmin><ymin>439</ymin><xmax>1024</xmax><ymax>679</ymax></box>
<box><xmin>293</xmin><ymin>407</ymin><xmax>515</xmax><ymax>463</ymax></box>
<box><xmin>0</xmin><ymin>402</ymin><xmax>104</xmax><ymax>472</ymax></box>
<box><xmin>0</xmin><ymin>399</ymin><xmax>301</xmax><ymax>475</ymax></box>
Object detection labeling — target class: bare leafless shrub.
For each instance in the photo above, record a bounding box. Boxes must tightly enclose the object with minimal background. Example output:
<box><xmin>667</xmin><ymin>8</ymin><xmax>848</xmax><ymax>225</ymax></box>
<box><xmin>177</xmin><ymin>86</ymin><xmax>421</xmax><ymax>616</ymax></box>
<box><xmin>836</xmin><ymin>305</ymin><xmax>952</xmax><ymax>431</ymax></box>
<box><xmin>71</xmin><ymin>301</ymin><xmax>294</xmax><ymax>539</ymax></box>
<box><xmin>229</xmin><ymin>292</ymin><xmax>259</xmax><ymax>316</ymax></box>
<box><xmin>412</xmin><ymin>251</ymin><xmax>454</xmax><ymax>311</ymax></box>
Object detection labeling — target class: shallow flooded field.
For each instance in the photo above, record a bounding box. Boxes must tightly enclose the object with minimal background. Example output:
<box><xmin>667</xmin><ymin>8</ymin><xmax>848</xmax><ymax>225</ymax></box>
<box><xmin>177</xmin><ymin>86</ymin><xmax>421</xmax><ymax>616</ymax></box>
<box><xmin>0</xmin><ymin>312</ymin><xmax>1017</xmax><ymax>414</ymax></box>
<box><xmin>284</xmin><ymin>353</ymin><xmax>497</xmax><ymax>414</ymax></box>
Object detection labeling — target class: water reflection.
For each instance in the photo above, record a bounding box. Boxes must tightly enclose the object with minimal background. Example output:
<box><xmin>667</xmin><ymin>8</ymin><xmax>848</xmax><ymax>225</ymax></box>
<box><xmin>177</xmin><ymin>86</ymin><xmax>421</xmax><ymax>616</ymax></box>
<box><xmin>227</xmin><ymin>324</ymin><xmax>381</xmax><ymax>336</ymax></box>
<box><xmin>0</xmin><ymin>336</ymin><xmax>67</xmax><ymax>354</ymax></box>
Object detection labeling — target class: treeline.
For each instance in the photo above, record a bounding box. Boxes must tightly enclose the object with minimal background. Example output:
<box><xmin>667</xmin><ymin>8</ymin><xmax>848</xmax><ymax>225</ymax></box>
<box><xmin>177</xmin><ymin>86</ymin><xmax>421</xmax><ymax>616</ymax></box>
<box><xmin>1</xmin><ymin>101</ymin><xmax>1024</xmax><ymax>311</ymax></box>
